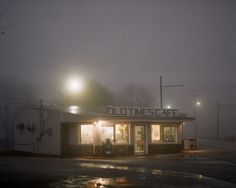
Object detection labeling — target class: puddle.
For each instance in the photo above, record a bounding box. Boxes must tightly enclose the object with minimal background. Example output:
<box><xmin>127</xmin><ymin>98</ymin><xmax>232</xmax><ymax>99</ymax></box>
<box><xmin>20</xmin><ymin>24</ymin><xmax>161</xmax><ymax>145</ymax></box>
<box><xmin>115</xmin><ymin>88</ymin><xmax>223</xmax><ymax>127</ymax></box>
<box><xmin>50</xmin><ymin>176</ymin><xmax>135</xmax><ymax>188</ymax></box>
<box><xmin>79</xmin><ymin>163</ymin><xmax>129</xmax><ymax>171</ymax></box>
<box><xmin>186</xmin><ymin>160</ymin><xmax>235</xmax><ymax>165</ymax></box>
<box><xmin>49</xmin><ymin>163</ymin><xmax>236</xmax><ymax>188</ymax></box>
<box><xmin>49</xmin><ymin>173</ymin><xmax>236</xmax><ymax>188</ymax></box>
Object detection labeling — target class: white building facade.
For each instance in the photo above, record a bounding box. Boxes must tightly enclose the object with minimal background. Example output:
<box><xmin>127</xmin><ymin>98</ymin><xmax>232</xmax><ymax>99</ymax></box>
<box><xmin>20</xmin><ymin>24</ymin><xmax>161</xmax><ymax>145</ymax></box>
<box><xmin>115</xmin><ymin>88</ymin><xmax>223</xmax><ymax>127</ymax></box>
<box><xmin>14</xmin><ymin>106</ymin><xmax>194</xmax><ymax>156</ymax></box>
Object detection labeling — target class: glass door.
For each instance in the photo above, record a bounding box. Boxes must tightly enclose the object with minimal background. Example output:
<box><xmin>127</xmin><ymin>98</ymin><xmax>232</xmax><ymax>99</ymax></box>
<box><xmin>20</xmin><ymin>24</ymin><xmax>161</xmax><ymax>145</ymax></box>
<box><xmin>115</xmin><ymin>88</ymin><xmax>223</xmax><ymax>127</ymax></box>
<box><xmin>134</xmin><ymin>125</ymin><xmax>145</xmax><ymax>154</ymax></box>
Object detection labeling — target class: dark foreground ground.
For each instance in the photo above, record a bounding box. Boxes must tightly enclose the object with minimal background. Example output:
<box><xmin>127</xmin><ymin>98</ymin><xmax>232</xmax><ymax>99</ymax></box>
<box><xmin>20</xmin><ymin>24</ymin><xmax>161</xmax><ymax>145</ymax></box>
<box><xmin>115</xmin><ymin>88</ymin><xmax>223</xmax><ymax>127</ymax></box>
<box><xmin>0</xmin><ymin>139</ymin><xmax>236</xmax><ymax>188</ymax></box>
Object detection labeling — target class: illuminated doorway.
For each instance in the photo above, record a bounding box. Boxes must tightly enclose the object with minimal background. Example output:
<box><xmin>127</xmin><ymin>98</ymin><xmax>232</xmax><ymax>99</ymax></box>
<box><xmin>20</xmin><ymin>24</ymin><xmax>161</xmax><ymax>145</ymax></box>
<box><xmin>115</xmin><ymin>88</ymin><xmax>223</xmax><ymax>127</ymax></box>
<box><xmin>134</xmin><ymin>125</ymin><xmax>145</xmax><ymax>154</ymax></box>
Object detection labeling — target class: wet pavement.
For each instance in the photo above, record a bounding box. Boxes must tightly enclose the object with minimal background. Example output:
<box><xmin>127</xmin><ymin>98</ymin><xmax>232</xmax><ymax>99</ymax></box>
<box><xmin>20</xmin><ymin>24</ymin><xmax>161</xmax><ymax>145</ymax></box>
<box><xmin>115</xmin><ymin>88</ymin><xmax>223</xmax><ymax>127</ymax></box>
<box><xmin>0</xmin><ymin>140</ymin><xmax>236</xmax><ymax>187</ymax></box>
<box><xmin>0</xmin><ymin>154</ymin><xmax>236</xmax><ymax>187</ymax></box>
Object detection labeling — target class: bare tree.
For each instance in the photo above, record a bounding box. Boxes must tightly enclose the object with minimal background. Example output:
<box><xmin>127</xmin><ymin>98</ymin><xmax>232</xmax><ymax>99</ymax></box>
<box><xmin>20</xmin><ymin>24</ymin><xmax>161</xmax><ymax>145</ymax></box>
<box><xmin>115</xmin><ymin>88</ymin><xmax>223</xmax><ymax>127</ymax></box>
<box><xmin>115</xmin><ymin>84</ymin><xmax>155</xmax><ymax>107</ymax></box>
<box><xmin>0</xmin><ymin>78</ymin><xmax>37</xmax><ymax>149</ymax></box>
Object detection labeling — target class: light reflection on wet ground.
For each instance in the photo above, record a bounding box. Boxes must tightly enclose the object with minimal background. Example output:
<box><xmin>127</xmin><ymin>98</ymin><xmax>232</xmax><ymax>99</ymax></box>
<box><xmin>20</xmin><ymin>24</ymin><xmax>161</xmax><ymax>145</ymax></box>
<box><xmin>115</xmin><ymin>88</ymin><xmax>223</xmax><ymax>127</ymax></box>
<box><xmin>1</xmin><ymin>155</ymin><xmax>236</xmax><ymax>187</ymax></box>
<box><xmin>50</xmin><ymin>176</ymin><xmax>133</xmax><ymax>188</ymax></box>
<box><xmin>49</xmin><ymin>162</ymin><xmax>236</xmax><ymax>188</ymax></box>
<box><xmin>79</xmin><ymin>163</ymin><xmax>129</xmax><ymax>171</ymax></box>
<box><xmin>50</xmin><ymin>174</ymin><xmax>236</xmax><ymax>188</ymax></box>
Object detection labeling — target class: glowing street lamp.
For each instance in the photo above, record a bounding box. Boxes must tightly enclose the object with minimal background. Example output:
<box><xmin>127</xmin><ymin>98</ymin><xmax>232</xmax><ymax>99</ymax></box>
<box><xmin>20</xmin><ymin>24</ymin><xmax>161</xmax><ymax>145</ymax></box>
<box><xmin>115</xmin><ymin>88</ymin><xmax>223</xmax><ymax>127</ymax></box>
<box><xmin>66</xmin><ymin>77</ymin><xmax>84</xmax><ymax>106</ymax></box>
<box><xmin>196</xmin><ymin>101</ymin><xmax>201</xmax><ymax>106</ymax></box>
<box><xmin>194</xmin><ymin>100</ymin><xmax>201</xmax><ymax>139</ymax></box>
<box><xmin>67</xmin><ymin>77</ymin><xmax>84</xmax><ymax>94</ymax></box>
<box><xmin>166</xmin><ymin>105</ymin><xmax>171</xmax><ymax>109</ymax></box>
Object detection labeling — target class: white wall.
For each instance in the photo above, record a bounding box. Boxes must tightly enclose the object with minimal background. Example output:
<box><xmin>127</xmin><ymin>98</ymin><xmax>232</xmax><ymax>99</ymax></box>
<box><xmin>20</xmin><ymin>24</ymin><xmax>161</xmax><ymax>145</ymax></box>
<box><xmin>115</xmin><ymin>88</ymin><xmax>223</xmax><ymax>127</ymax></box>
<box><xmin>14</xmin><ymin>108</ymin><xmax>62</xmax><ymax>155</ymax></box>
<box><xmin>68</xmin><ymin>125</ymin><xmax>79</xmax><ymax>145</ymax></box>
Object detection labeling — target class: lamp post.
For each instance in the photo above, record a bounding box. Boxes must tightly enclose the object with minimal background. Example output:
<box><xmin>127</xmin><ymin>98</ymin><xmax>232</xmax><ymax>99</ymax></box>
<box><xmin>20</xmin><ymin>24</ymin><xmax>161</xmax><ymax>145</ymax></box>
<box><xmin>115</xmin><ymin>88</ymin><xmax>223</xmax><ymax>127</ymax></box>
<box><xmin>194</xmin><ymin>100</ymin><xmax>201</xmax><ymax>139</ymax></box>
<box><xmin>216</xmin><ymin>102</ymin><xmax>221</xmax><ymax>137</ymax></box>
<box><xmin>0</xmin><ymin>26</ymin><xmax>7</xmax><ymax>77</ymax></box>
<box><xmin>0</xmin><ymin>7</ymin><xmax>10</xmax><ymax>77</ymax></box>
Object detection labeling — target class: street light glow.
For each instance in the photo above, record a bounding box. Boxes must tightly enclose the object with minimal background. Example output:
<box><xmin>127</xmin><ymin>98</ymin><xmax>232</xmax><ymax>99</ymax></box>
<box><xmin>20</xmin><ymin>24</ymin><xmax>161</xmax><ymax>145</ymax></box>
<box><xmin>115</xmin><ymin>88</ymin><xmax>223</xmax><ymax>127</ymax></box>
<box><xmin>167</xmin><ymin>105</ymin><xmax>171</xmax><ymax>109</ymax></box>
<box><xmin>67</xmin><ymin>77</ymin><xmax>84</xmax><ymax>93</ymax></box>
<box><xmin>196</xmin><ymin>101</ymin><xmax>201</xmax><ymax>106</ymax></box>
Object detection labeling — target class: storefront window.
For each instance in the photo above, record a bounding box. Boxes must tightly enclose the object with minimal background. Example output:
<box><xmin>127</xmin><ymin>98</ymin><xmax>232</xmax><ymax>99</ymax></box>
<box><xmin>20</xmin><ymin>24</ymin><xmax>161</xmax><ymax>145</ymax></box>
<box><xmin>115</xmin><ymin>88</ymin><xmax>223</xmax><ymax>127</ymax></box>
<box><xmin>81</xmin><ymin>124</ymin><xmax>93</xmax><ymax>144</ymax></box>
<box><xmin>163</xmin><ymin>126</ymin><xmax>176</xmax><ymax>142</ymax></box>
<box><xmin>101</xmin><ymin>125</ymin><xmax>114</xmax><ymax>143</ymax></box>
<box><xmin>115</xmin><ymin>124</ymin><xmax>129</xmax><ymax>144</ymax></box>
<box><xmin>151</xmin><ymin>124</ymin><xmax>160</xmax><ymax>142</ymax></box>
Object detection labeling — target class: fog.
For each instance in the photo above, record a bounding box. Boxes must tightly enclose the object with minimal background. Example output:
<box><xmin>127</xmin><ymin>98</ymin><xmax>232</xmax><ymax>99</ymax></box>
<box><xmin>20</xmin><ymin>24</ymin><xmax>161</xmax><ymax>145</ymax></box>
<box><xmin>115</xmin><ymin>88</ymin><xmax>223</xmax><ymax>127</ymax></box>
<box><xmin>0</xmin><ymin>0</ymin><xmax>236</xmax><ymax>137</ymax></box>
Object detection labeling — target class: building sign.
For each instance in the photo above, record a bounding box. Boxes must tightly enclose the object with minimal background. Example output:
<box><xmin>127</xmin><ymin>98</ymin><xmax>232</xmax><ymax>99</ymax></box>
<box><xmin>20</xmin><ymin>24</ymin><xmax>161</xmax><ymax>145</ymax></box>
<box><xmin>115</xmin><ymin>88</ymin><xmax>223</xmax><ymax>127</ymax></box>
<box><xmin>107</xmin><ymin>107</ymin><xmax>181</xmax><ymax>117</ymax></box>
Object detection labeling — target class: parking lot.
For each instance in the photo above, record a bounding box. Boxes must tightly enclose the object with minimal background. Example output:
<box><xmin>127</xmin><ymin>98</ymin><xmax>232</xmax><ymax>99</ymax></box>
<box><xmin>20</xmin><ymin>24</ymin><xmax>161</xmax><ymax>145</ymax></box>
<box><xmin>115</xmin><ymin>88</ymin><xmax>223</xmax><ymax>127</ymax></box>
<box><xmin>1</xmin><ymin>142</ymin><xmax>236</xmax><ymax>188</ymax></box>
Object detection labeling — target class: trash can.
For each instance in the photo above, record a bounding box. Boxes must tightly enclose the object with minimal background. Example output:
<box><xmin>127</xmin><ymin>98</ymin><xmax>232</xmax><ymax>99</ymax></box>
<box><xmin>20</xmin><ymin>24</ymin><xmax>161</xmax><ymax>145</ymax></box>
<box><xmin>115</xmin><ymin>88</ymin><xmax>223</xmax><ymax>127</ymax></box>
<box><xmin>103</xmin><ymin>138</ymin><xmax>112</xmax><ymax>156</ymax></box>
<box><xmin>182</xmin><ymin>139</ymin><xmax>197</xmax><ymax>150</ymax></box>
<box><xmin>189</xmin><ymin>139</ymin><xmax>197</xmax><ymax>150</ymax></box>
<box><xmin>182</xmin><ymin>139</ymin><xmax>190</xmax><ymax>150</ymax></box>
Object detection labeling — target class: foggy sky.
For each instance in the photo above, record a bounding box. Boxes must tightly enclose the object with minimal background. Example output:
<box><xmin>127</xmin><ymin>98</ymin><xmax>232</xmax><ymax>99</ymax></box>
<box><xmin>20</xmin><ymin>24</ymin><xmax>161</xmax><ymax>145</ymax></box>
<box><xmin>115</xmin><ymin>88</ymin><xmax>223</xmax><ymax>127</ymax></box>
<box><xmin>0</xmin><ymin>0</ymin><xmax>236</xmax><ymax>136</ymax></box>
<box><xmin>1</xmin><ymin>0</ymin><xmax>235</xmax><ymax>89</ymax></box>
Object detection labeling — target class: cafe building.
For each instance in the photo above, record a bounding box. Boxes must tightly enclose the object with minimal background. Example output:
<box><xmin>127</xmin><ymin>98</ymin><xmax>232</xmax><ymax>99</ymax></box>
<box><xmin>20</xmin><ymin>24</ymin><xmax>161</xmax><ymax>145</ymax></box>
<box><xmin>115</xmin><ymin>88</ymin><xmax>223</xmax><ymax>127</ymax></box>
<box><xmin>14</xmin><ymin>106</ymin><xmax>194</xmax><ymax>156</ymax></box>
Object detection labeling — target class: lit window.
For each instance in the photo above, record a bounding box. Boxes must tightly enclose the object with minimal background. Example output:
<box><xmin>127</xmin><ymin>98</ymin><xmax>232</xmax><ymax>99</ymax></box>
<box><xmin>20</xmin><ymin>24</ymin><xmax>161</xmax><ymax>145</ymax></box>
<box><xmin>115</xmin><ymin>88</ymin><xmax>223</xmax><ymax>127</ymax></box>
<box><xmin>115</xmin><ymin>124</ymin><xmax>129</xmax><ymax>144</ymax></box>
<box><xmin>81</xmin><ymin>124</ymin><xmax>93</xmax><ymax>144</ymax></box>
<box><xmin>101</xmin><ymin>125</ymin><xmax>114</xmax><ymax>143</ymax></box>
<box><xmin>163</xmin><ymin>126</ymin><xmax>176</xmax><ymax>142</ymax></box>
<box><xmin>151</xmin><ymin>124</ymin><xmax>160</xmax><ymax>142</ymax></box>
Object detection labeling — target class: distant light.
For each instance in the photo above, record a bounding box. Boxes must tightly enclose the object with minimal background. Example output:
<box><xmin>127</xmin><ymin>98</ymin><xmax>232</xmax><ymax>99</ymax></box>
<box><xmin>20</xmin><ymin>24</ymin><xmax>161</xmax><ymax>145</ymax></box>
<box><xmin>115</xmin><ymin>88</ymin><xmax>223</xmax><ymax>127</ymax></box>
<box><xmin>167</xmin><ymin>105</ymin><xmax>171</xmax><ymax>109</ymax></box>
<box><xmin>68</xmin><ymin>105</ymin><xmax>79</xmax><ymax>114</ymax></box>
<box><xmin>67</xmin><ymin>77</ymin><xmax>84</xmax><ymax>93</ymax></box>
<box><xmin>196</xmin><ymin>101</ymin><xmax>201</xmax><ymax>106</ymax></box>
<box><xmin>198</xmin><ymin>174</ymin><xmax>203</xmax><ymax>179</ymax></box>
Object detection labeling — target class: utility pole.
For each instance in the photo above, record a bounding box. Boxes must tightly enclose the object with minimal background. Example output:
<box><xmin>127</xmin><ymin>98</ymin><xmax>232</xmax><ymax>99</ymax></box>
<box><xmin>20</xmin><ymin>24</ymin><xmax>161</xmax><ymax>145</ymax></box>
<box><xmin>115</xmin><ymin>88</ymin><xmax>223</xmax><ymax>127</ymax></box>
<box><xmin>0</xmin><ymin>8</ymin><xmax>10</xmax><ymax>78</ymax></box>
<box><xmin>216</xmin><ymin>102</ymin><xmax>220</xmax><ymax>137</ymax></box>
<box><xmin>39</xmin><ymin>99</ymin><xmax>44</xmax><ymax>141</ymax></box>
<box><xmin>193</xmin><ymin>96</ymin><xmax>201</xmax><ymax>139</ymax></box>
<box><xmin>159</xmin><ymin>76</ymin><xmax>184</xmax><ymax>109</ymax></box>
<box><xmin>194</xmin><ymin>113</ymin><xmax>197</xmax><ymax>139</ymax></box>
<box><xmin>160</xmin><ymin>76</ymin><xmax>163</xmax><ymax>109</ymax></box>
<box><xmin>0</xmin><ymin>27</ymin><xmax>5</xmax><ymax>77</ymax></box>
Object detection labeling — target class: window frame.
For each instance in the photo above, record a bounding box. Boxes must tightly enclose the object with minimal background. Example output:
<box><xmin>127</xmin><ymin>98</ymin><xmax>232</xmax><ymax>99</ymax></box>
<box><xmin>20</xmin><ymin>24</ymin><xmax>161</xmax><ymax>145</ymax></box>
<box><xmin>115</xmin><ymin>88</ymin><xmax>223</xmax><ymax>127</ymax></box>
<box><xmin>80</xmin><ymin>124</ymin><xmax>94</xmax><ymax>144</ymax></box>
<box><xmin>114</xmin><ymin>123</ymin><xmax>130</xmax><ymax>144</ymax></box>
<box><xmin>151</xmin><ymin>124</ymin><xmax>161</xmax><ymax>143</ymax></box>
<box><xmin>100</xmin><ymin>124</ymin><xmax>115</xmax><ymax>143</ymax></box>
<box><xmin>162</xmin><ymin>124</ymin><xmax>177</xmax><ymax>143</ymax></box>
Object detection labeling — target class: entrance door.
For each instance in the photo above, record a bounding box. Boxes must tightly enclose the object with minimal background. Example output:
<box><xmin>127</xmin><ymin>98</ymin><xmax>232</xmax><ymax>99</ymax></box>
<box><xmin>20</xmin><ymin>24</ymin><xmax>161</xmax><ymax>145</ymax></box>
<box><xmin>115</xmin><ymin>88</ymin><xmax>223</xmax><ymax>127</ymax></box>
<box><xmin>134</xmin><ymin>125</ymin><xmax>145</xmax><ymax>154</ymax></box>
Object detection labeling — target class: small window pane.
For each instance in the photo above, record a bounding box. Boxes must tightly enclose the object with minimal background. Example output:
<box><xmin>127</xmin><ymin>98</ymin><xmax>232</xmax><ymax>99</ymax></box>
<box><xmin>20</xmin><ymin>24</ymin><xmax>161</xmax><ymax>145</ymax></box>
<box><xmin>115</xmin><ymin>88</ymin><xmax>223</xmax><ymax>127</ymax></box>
<box><xmin>151</xmin><ymin>124</ymin><xmax>160</xmax><ymax>142</ymax></box>
<box><xmin>163</xmin><ymin>126</ymin><xmax>176</xmax><ymax>142</ymax></box>
<box><xmin>115</xmin><ymin>124</ymin><xmax>129</xmax><ymax>144</ymax></box>
<box><xmin>101</xmin><ymin>125</ymin><xmax>114</xmax><ymax>143</ymax></box>
<box><xmin>81</xmin><ymin>124</ymin><xmax>93</xmax><ymax>144</ymax></box>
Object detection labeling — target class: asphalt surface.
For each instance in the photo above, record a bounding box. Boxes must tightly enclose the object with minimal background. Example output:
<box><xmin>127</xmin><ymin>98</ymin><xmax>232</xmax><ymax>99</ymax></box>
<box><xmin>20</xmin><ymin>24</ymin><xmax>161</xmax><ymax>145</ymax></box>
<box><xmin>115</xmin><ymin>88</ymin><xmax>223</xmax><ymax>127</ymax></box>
<box><xmin>0</xmin><ymin>139</ymin><xmax>236</xmax><ymax>187</ymax></box>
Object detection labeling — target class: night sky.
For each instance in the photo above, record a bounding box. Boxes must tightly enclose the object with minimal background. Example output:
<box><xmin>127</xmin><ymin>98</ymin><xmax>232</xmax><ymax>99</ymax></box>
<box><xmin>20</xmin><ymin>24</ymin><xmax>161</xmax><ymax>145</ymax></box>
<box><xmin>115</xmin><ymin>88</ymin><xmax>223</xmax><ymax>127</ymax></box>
<box><xmin>0</xmin><ymin>0</ymin><xmax>236</xmax><ymax>136</ymax></box>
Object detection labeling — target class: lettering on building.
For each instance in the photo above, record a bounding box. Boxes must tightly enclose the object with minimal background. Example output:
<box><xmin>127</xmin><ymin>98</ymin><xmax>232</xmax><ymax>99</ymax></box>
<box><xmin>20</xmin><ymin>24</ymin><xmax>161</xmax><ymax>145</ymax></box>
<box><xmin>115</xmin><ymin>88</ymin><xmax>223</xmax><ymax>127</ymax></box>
<box><xmin>107</xmin><ymin>107</ymin><xmax>180</xmax><ymax>117</ymax></box>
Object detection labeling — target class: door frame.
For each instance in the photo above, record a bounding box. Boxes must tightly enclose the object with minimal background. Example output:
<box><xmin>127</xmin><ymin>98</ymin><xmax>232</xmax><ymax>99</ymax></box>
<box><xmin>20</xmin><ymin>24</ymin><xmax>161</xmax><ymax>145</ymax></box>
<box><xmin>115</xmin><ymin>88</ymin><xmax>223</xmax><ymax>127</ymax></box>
<box><xmin>134</xmin><ymin>124</ymin><xmax>147</xmax><ymax>155</ymax></box>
